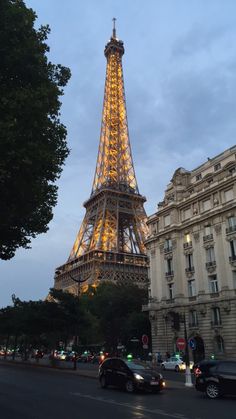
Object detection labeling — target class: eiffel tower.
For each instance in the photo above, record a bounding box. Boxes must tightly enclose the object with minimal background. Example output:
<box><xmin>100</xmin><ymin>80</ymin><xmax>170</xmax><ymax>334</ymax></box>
<box><xmin>54</xmin><ymin>20</ymin><xmax>149</xmax><ymax>295</ymax></box>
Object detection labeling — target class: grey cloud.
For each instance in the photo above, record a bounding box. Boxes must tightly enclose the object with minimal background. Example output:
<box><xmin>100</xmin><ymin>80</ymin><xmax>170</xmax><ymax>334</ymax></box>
<box><xmin>172</xmin><ymin>23</ymin><xmax>230</xmax><ymax>58</ymax></box>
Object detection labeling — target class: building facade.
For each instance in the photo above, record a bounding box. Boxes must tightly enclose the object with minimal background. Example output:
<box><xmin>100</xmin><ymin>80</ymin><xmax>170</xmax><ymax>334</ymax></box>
<box><xmin>144</xmin><ymin>146</ymin><xmax>236</xmax><ymax>361</ymax></box>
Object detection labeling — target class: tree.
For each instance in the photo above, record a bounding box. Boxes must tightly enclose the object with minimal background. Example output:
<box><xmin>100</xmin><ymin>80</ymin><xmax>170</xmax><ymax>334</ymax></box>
<box><xmin>0</xmin><ymin>0</ymin><xmax>71</xmax><ymax>259</ymax></box>
<box><xmin>85</xmin><ymin>282</ymin><xmax>150</xmax><ymax>351</ymax></box>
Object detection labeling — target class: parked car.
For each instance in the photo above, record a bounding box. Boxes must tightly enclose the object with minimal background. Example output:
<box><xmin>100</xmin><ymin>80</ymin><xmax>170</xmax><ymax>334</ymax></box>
<box><xmin>194</xmin><ymin>359</ymin><xmax>236</xmax><ymax>399</ymax></box>
<box><xmin>99</xmin><ymin>357</ymin><xmax>165</xmax><ymax>393</ymax></box>
<box><xmin>161</xmin><ymin>356</ymin><xmax>194</xmax><ymax>372</ymax></box>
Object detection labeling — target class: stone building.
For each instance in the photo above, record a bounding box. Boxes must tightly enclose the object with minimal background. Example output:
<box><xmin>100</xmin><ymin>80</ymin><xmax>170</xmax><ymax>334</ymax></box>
<box><xmin>144</xmin><ymin>146</ymin><xmax>236</xmax><ymax>361</ymax></box>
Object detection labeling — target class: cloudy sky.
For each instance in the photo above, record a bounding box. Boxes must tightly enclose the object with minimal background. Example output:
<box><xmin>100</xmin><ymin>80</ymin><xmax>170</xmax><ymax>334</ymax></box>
<box><xmin>1</xmin><ymin>0</ymin><xmax>236</xmax><ymax>307</ymax></box>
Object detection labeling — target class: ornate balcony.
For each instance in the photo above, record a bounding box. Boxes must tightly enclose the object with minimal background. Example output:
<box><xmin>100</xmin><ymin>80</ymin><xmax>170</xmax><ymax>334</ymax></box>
<box><xmin>165</xmin><ymin>271</ymin><xmax>174</xmax><ymax>278</ymax></box>
<box><xmin>183</xmin><ymin>241</ymin><xmax>192</xmax><ymax>249</ymax></box>
<box><xmin>185</xmin><ymin>267</ymin><xmax>195</xmax><ymax>273</ymax></box>
<box><xmin>164</xmin><ymin>246</ymin><xmax>172</xmax><ymax>254</ymax></box>
<box><xmin>203</xmin><ymin>234</ymin><xmax>213</xmax><ymax>242</ymax></box>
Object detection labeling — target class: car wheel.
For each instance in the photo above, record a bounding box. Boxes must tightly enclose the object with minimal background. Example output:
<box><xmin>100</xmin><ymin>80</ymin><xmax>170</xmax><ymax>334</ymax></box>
<box><xmin>206</xmin><ymin>382</ymin><xmax>220</xmax><ymax>399</ymax></box>
<box><xmin>175</xmin><ymin>365</ymin><xmax>180</xmax><ymax>372</ymax></box>
<box><xmin>100</xmin><ymin>375</ymin><xmax>108</xmax><ymax>389</ymax></box>
<box><xmin>125</xmin><ymin>380</ymin><xmax>135</xmax><ymax>393</ymax></box>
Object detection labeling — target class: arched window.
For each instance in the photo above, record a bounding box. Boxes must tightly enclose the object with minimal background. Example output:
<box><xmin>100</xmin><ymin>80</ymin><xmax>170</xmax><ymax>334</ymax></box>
<box><xmin>214</xmin><ymin>335</ymin><xmax>224</xmax><ymax>353</ymax></box>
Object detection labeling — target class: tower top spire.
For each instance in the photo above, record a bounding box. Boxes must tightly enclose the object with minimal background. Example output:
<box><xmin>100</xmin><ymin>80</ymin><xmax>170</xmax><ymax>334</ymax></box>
<box><xmin>112</xmin><ymin>17</ymin><xmax>116</xmax><ymax>38</ymax></box>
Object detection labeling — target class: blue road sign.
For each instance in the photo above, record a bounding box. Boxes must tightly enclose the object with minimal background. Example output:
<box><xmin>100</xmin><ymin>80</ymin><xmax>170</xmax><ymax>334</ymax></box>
<box><xmin>188</xmin><ymin>338</ymin><xmax>196</xmax><ymax>350</ymax></box>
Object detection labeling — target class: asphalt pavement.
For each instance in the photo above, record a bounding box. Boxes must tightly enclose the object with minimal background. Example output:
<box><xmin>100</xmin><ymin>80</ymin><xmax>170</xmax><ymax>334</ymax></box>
<box><xmin>0</xmin><ymin>361</ymin><xmax>235</xmax><ymax>419</ymax></box>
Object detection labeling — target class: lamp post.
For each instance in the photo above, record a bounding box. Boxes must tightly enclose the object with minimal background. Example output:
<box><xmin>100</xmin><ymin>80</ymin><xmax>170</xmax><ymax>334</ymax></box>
<box><xmin>183</xmin><ymin>313</ymin><xmax>193</xmax><ymax>387</ymax></box>
<box><xmin>67</xmin><ymin>272</ymin><xmax>87</xmax><ymax>297</ymax></box>
<box><xmin>56</xmin><ymin>269</ymin><xmax>88</xmax><ymax>370</ymax></box>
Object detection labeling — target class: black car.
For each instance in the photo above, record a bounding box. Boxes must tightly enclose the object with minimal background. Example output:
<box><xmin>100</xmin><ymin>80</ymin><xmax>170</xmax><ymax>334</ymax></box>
<box><xmin>98</xmin><ymin>357</ymin><xmax>165</xmax><ymax>393</ymax></box>
<box><xmin>195</xmin><ymin>359</ymin><xmax>236</xmax><ymax>399</ymax></box>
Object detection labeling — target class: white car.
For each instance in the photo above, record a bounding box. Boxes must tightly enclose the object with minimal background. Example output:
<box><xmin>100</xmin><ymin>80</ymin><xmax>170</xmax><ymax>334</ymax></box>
<box><xmin>161</xmin><ymin>356</ymin><xmax>194</xmax><ymax>372</ymax></box>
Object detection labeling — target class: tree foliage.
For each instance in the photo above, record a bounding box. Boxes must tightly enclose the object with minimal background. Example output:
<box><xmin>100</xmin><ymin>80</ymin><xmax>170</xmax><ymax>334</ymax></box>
<box><xmin>81</xmin><ymin>282</ymin><xmax>150</xmax><ymax>351</ymax></box>
<box><xmin>0</xmin><ymin>283</ymin><xmax>151</xmax><ymax>355</ymax></box>
<box><xmin>0</xmin><ymin>0</ymin><xmax>71</xmax><ymax>259</ymax></box>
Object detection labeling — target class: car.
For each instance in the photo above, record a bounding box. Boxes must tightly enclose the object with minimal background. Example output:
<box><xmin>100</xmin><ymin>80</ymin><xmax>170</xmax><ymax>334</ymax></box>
<box><xmin>161</xmin><ymin>356</ymin><xmax>194</xmax><ymax>372</ymax></box>
<box><xmin>194</xmin><ymin>359</ymin><xmax>236</xmax><ymax>399</ymax></box>
<box><xmin>56</xmin><ymin>351</ymin><xmax>68</xmax><ymax>360</ymax></box>
<box><xmin>99</xmin><ymin>357</ymin><xmax>165</xmax><ymax>393</ymax></box>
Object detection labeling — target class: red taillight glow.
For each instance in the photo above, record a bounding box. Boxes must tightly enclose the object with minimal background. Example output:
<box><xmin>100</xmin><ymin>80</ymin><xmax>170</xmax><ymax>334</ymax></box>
<box><xmin>194</xmin><ymin>367</ymin><xmax>202</xmax><ymax>377</ymax></box>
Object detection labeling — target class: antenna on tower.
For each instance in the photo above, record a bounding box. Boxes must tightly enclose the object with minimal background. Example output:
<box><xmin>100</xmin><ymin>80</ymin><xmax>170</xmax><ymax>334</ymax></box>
<box><xmin>112</xmin><ymin>17</ymin><xmax>117</xmax><ymax>38</ymax></box>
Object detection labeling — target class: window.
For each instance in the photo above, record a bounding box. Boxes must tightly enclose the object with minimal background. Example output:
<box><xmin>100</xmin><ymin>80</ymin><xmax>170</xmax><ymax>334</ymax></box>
<box><xmin>188</xmin><ymin>279</ymin><xmax>196</xmax><ymax>297</ymax></box>
<box><xmin>229</xmin><ymin>239</ymin><xmax>236</xmax><ymax>259</ymax></box>
<box><xmin>209</xmin><ymin>275</ymin><xmax>219</xmax><ymax>293</ymax></box>
<box><xmin>229</xmin><ymin>166</ymin><xmax>236</xmax><ymax>175</ymax></box>
<box><xmin>167</xmin><ymin>283</ymin><xmax>174</xmax><ymax>300</ymax></box>
<box><xmin>225</xmin><ymin>189</ymin><xmax>234</xmax><ymax>202</ymax></box>
<box><xmin>232</xmin><ymin>271</ymin><xmax>236</xmax><ymax>289</ymax></box>
<box><xmin>184</xmin><ymin>233</ymin><xmax>191</xmax><ymax>243</ymax></box>
<box><xmin>164</xmin><ymin>238</ymin><xmax>172</xmax><ymax>252</ymax></box>
<box><xmin>227</xmin><ymin>216</ymin><xmax>236</xmax><ymax>234</ymax></box>
<box><xmin>164</xmin><ymin>214</ymin><xmax>170</xmax><ymax>227</ymax></box>
<box><xmin>214</xmin><ymin>163</ymin><xmax>221</xmax><ymax>171</ymax></box>
<box><xmin>202</xmin><ymin>199</ymin><xmax>211</xmax><ymax>211</ymax></box>
<box><xmin>206</xmin><ymin>247</ymin><xmax>215</xmax><ymax>263</ymax></box>
<box><xmin>183</xmin><ymin>208</ymin><xmax>191</xmax><ymax>220</ymax></box>
<box><xmin>228</xmin><ymin>216</ymin><xmax>236</xmax><ymax>228</ymax></box>
<box><xmin>218</xmin><ymin>362</ymin><xmax>236</xmax><ymax>373</ymax></box>
<box><xmin>186</xmin><ymin>253</ymin><xmax>194</xmax><ymax>271</ymax></box>
<box><xmin>189</xmin><ymin>310</ymin><xmax>198</xmax><ymax>327</ymax></box>
<box><xmin>166</xmin><ymin>258</ymin><xmax>173</xmax><ymax>275</ymax></box>
<box><xmin>151</xmin><ymin>222</ymin><xmax>158</xmax><ymax>234</ymax></box>
<box><xmin>211</xmin><ymin>307</ymin><xmax>221</xmax><ymax>325</ymax></box>
<box><xmin>196</xmin><ymin>174</ymin><xmax>202</xmax><ymax>181</ymax></box>
<box><xmin>204</xmin><ymin>225</ymin><xmax>212</xmax><ymax>236</ymax></box>
<box><xmin>214</xmin><ymin>336</ymin><xmax>224</xmax><ymax>354</ymax></box>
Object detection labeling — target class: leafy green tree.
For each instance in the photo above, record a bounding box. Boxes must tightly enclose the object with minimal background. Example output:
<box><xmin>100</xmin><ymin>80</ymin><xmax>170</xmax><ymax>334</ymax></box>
<box><xmin>0</xmin><ymin>0</ymin><xmax>71</xmax><ymax>259</ymax></box>
<box><xmin>86</xmin><ymin>282</ymin><xmax>150</xmax><ymax>351</ymax></box>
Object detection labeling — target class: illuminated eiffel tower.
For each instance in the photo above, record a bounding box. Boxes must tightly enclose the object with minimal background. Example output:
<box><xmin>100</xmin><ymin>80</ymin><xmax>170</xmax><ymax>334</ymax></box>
<box><xmin>54</xmin><ymin>20</ymin><xmax>148</xmax><ymax>295</ymax></box>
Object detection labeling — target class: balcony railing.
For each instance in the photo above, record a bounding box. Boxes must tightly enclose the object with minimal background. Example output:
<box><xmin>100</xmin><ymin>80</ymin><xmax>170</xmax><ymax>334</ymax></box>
<box><xmin>226</xmin><ymin>225</ymin><xmax>236</xmax><ymax>234</ymax></box>
<box><xmin>165</xmin><ymin>271</ymin><xmax>174</xmax><ymax>277</ymax></box>
<box><xmin>206</xmin><ymin>261</ymin><xmax>216</xmax><ymax>268</ymax></box>
<box><xmin>183</xmin><ymin>241</ymin><xmax>192</xmax><ymax>249</ymax></box>
<box><xmin>211</xmin><ymin>320</ymin><xmax>221</xmax><ymax>327</ymax></box>
<box><xmin>189</xmin><ymin>322</ymin><xmax>198</xmax><ymax>328</ymax></box>
<box><xmin>164</xmin><ymin>247</ymin><xmax>172</xmax><ymax>253</ymax></box>
<box><xmin>185</xmin><ymin>267</ymin><xmax>195</xmax><ymax>273</ymax></box>
<box><xmin>203</xmin><ymin>234</ymin><xmax>213</xmax><ymax>242</ymax></box>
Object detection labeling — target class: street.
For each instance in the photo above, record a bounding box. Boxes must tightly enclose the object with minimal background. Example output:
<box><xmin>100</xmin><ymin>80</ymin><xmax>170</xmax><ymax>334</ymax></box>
<box><xmin>0</xmin><ymin>363</ymin><xmax>235</xmax><ymax>419</ymax></box>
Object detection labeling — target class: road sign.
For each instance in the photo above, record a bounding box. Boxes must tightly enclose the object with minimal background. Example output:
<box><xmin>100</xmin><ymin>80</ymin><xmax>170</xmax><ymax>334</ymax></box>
<box><xmin>141</xmin><ymin>334</ymin><xmax>149</xmax><ymax>345</ymax></box>
<box><xmin>188</xmin><ymin>338</ymin><xmax>196</xmax><ymax>350</ymax></box>
<box><xmin>176</xmin><ymin>337</ymin><xmax>186</xmax><ymax>351</ymax></box>
<box><xmin>143</xmin><ymin>344</ymin><xmax>148</xmax><ymax>349</ymax></box>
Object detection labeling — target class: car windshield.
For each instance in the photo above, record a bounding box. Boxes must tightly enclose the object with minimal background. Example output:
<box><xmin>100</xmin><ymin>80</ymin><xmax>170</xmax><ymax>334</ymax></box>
<box><xmin>125</xmin><ymin>361</ymin><xmax>150</xmax><ymax>370</ymax></box>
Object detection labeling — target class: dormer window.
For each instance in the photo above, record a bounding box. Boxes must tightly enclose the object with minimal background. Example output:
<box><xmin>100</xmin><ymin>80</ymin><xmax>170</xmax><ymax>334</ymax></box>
<box><xmin>214</xmin><ymin>163</ymin><xmax>221</xmax><ymax>171</ymax></box>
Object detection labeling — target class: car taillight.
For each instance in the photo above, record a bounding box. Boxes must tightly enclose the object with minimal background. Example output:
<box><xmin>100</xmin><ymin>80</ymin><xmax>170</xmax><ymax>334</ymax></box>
<box><xmin>194</xmin><ymin>367</ymin><xmax>202</xmax><ymax>377</ymax></box>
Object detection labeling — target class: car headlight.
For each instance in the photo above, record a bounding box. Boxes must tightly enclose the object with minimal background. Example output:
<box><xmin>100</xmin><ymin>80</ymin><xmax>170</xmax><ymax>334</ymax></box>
<box><xmin>134</xmin><ymin>373</ymin><xmax>144</xmax><ymax>381</ymax></box>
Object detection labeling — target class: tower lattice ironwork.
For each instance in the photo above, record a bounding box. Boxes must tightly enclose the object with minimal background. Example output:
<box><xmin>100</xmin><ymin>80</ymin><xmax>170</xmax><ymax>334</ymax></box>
<box><xmin>54</xmin><ymin>21</ymin><xmax>149</xmax><ymax>295</ymax></box>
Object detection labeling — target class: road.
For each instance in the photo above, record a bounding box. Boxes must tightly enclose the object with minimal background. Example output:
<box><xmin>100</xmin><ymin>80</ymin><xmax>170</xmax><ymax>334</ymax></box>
<box><xmin>0</xmin><ymin>362</ymin><xmax>235</xmax><ymax>419</ymax></box>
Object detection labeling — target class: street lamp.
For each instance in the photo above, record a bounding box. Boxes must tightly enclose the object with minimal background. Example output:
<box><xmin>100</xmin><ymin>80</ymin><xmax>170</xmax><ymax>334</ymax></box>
<box><xmin>67</xmin><ymin>272</ymin><xmax>88</xmax><ymax>297</ymax></box>
<box><xmin>182</xmin><ymin>313</ymin><xmax>193</xmax><ymax>387</ymax></box>
<box><xmin>55</xmin><ymin>269</ymin><xmax>88</xmax><ymax>370</ymax></box>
